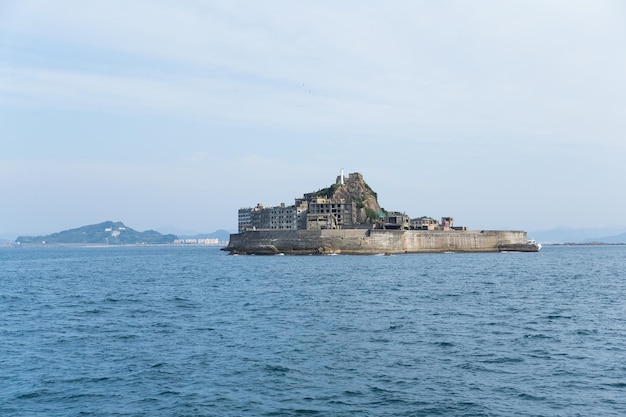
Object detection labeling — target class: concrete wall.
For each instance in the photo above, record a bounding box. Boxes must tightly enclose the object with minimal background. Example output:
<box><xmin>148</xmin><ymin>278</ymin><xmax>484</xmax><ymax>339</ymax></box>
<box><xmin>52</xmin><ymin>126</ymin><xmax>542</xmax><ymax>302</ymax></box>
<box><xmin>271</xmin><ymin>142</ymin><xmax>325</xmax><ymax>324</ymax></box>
<box><xmin>225</xmin><ymin>229</ymin><xmax>528</xmax><ymax>255</ymax></box>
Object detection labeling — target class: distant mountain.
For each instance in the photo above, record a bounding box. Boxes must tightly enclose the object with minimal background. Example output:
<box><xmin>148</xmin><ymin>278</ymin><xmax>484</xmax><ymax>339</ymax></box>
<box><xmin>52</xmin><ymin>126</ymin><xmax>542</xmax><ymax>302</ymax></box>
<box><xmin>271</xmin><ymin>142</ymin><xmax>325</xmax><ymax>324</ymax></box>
<box><xmin>15</xmin><ymin>221</ymin><xmax>178</xmax><ymax>245</ymax></box>
<box><xmin>530</xmin><ymin>226</ymin><xmax>626</xmax><ymax>244</ymax></box>
<box><xmin>583</xmin><ymin>232</ymin><xmax>626</xmax><ymax>244</ymax></box>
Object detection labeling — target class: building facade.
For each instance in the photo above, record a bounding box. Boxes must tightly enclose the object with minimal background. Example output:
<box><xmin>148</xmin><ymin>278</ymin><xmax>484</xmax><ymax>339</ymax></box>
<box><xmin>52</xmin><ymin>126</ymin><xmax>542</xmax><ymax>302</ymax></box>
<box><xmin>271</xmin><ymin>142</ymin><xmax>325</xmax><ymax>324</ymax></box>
<box><xmin>236</xmin><ymin>172</ymin><xmax>464</xmax><ymax>233</ymax></box>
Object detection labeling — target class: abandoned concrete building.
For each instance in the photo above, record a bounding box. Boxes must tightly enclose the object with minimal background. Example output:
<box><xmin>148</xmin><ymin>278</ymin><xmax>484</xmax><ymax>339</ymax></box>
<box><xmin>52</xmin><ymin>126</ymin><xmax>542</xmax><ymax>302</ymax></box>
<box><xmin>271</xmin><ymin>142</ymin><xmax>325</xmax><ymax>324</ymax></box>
<box><xmin>237</xmin><ymin>172</ymin><xmax>462</xmax><ymax>233</ymax></box>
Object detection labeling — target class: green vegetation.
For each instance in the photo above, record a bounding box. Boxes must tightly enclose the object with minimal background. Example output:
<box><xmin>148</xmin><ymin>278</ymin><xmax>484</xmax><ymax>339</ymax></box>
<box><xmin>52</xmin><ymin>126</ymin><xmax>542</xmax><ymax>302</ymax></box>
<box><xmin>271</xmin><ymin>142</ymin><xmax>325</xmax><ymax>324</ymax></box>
<box><xmin>363</xmin><ymin>181</ymin><xmax>377</xmax><ymax>199</ymax></box>
<box><xmin>364</xmin><ymin>207</ymin><xmax>378</xmax><ymax>223</ymax></box>
<box><xmin>313</xmin><ymin>183</ymin><xmax>341</xmax><ymax>198</ymax></box>
<box><xmin>309</xmin><ymin>175</ymin><xmax>384</xmax><ymax>226</ymax></box>
<box><xmin>352</xmin><ymin>198</ymin><xmax>365</xmax><ymax>208</ymax></box>
<box><xmin>15</xmin><ymin>221</ymin><xmax>178</xmax><ymax>245</ymax></box>
<box><xmin>364</xmin><ymin>207</ymin><xmax>387</xmax><ymax>223</ymax></box>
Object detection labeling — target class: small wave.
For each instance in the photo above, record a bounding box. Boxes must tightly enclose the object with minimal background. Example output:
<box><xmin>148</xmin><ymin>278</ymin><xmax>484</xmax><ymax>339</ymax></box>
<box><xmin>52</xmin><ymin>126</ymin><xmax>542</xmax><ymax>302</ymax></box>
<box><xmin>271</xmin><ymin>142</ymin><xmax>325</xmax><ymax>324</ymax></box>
<box><xmin>603</xmin><ymin>382</ymin><xmax>626</xmax><ymax>388</ymax></box>
<box><xmin>80</xmin><ymin>308</ymin><xmax>103</xmax><ymax>314</ymax></box>
<box><xmin>545</xmin><ymin>314</ymin><xmax>572</xmax><ymax>320</ymax></box>
<box><xmin>369</xmin><ymin>337</ymin><xmax>390</xmax><ymax>343</ymax></box>
<box><xmin>16</xmin><ymin>389</ymin><xmax>51</xmax><ymax>400</ymax></box>
<box><xmin>291</xmin><ymin>409</ymin><xmax>323</xmax><ymax>415</ymax></box>
<box><xmin>115</xmin><ymin>333</ymin><xmax>138</xmax><ymax>340</ymax></box>
<box><xmin>158</xmin><ymin>390</ymin><xmax>181</xmax><ymax>396</ymax></box>
<box><xmin>103</xmin><ymin>297</ymin><xmax>141</xmax><ymax>304</ymax></box>
<box><xmin>368</xmin><ymin>385</ymin><xmax>393</xmax><ymax>394</ymax></box>
<box><xmin>482</xmin><ymin>356</ymin><xmax>524</xmax><ymax>364</ymax></box>
<box><xmin>66</xmin><ymin>392</ymin><xmax>109</xmax><ymax>400</ymax></box>
<box><xmin>264</xmin><ymin>364</ymin><xmax>291</xmax><ymax>374</ymax></box>
<box><xmin>517</xmin><ymin>392</ymin><xmax>547</xmax><ymax>401</ymax></box>
<box><xmin>433</xmin><ymin>341</ymin><xmax>455</xmax><ymax>347</ymax></box>
<box><xmin>457</xmin><ymin>362</ymin><xmax>492</xmax><ymax>373</ymax></box>
<box><xmin>151</xmin><ymin>362</ymin><xmax>167</xmax><ymax>368</ymax></box>
<box><xmin>575</xmin><ymin>329</ymin><xmax>599</xmax><ymax>335</ymax></box>
<box><xmin>264</xmin><ymin>409</ymin><xmax>323</xmax><ymax>416</ymax></box>
<box><xmin>523</xmin><ymin>333</ymin><xmax>553</xmax><ymax>339</ymax></box>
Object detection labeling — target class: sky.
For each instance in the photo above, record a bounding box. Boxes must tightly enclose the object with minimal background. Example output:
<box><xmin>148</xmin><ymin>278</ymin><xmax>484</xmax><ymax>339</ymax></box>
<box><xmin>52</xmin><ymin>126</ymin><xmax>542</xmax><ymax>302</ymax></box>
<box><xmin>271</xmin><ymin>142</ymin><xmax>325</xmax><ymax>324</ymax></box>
<box><xmin>1</xmin><ymin>1</ymin><xmax>626</xmax><ymax>238</ymax></box>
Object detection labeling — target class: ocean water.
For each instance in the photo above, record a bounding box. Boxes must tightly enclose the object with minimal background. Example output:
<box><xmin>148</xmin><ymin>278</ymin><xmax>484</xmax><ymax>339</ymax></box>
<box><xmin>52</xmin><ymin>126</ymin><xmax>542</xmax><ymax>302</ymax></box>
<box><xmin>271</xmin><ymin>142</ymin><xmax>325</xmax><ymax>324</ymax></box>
<box><xmin>1</xmin><ymin>245</ymin><xmax>625</xmax><ymax>416</ymax></box>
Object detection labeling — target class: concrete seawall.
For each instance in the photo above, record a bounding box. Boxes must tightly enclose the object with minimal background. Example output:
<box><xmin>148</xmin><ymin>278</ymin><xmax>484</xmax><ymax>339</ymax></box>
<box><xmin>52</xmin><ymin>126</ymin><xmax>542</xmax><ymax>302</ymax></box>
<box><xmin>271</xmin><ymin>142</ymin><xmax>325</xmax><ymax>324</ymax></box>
<box><xmin>225</xmin><ymin>229</ymin><xmax>529</xmax><ymax>255</ymax></box>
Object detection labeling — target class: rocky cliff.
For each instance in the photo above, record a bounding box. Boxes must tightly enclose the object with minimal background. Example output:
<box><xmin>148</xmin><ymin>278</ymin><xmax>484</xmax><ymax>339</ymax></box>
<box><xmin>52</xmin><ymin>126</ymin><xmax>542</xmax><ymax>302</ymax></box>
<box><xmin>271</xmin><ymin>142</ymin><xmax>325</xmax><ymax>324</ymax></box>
<box><xmin>312</xmin><ymin>173</ymin><xmax>383</xmax><ymax>224</ymax></box>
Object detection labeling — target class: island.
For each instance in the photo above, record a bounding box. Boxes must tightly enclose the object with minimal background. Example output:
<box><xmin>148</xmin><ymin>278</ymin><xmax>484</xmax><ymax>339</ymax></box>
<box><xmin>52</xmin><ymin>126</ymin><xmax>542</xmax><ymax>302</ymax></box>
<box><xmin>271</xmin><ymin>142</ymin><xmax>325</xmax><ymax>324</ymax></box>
<box><xmin>224</xmin><ymin>171</ymin><xmax>541</xmax><ymax>255</ymax></box>
<box><xmin>15</xmin><ymin>221</ymin><xmax>178</xmax><ymax>245</ymax></box>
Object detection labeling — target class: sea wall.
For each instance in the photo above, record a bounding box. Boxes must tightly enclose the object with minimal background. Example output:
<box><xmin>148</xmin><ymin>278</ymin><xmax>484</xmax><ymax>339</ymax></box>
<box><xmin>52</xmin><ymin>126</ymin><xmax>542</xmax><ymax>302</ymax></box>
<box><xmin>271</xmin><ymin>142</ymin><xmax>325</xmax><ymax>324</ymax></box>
<box><xmin>225</xmin><ymin>229</ymin><xmax>528</xmax><ymax>255</ymax></box>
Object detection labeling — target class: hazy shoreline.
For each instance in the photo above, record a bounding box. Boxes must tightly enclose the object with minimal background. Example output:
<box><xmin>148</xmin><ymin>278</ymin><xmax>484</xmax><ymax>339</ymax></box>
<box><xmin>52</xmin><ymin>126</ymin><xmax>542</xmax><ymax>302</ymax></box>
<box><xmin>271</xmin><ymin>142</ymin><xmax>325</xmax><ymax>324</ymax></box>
<box><xmin>0</xmin><ymin>243</ymin><xmax>226</xmax><ymax>248</ymax></box>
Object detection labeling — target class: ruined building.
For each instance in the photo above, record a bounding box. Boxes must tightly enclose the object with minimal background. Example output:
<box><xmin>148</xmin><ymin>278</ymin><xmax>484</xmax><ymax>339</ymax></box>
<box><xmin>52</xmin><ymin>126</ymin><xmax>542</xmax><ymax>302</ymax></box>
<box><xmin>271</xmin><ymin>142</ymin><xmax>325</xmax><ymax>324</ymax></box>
<box><xmin>238</xmin><ymin>171</ymin><xmax>459</xmax><ymax>233</ymax></box>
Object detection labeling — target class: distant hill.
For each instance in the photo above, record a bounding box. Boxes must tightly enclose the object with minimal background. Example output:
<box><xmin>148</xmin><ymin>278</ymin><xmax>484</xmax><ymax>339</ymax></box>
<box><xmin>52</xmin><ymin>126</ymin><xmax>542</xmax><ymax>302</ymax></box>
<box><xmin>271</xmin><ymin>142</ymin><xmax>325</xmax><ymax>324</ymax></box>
<box><xmin>15</xmin><ymin>221</ymin><xmax>178</xmax><ymax>245</ymax></box>
<box><xmin>530</xmin><ymin>226</ymin><xmax>626</xmax><ymax>244</ymax></box>
<box><xmin>583</xmin><ymin>232</ymin><xmax>626</xmax><ymax>244</ymax></box>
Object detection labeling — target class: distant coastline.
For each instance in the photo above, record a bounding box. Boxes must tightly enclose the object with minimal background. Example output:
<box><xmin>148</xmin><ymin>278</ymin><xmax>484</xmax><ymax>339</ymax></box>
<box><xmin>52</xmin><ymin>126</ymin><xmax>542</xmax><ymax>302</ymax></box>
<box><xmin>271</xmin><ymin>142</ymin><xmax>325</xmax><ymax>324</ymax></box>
<box><xmin>544</xmin><ymin>242</ymin><xmax>625</xmax><ymax>246</ymax></box>
<box><xmin>11</xmin><ymin>221</ymin><xmax>229</xmax><ymax>246</ymax></box>
<box><xmin>3</xmin><ymin>242</ymin><xmax>226</xmax><ymax>248</ymax></box>
<box><xmin>5</xmin><ymin>224</ymin><xmax>625</xmax><ymax>246</ymax></box>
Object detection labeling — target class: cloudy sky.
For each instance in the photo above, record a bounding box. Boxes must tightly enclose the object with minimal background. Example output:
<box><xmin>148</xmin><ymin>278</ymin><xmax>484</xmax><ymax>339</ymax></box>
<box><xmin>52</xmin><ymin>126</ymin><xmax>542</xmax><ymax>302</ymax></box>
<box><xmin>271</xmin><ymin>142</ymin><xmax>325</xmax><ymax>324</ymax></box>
<box><xmin>1</xmin><ymin>1</ymin><xmax>625</xmax><ymax>237</ymax></box>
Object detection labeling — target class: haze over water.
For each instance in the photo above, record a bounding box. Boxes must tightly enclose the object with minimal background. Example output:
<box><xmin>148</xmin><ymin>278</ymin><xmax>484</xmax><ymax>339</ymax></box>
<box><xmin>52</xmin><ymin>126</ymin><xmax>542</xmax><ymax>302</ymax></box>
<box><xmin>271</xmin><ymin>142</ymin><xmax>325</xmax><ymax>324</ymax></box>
<box><xmin>1</xmin><ymin>245</ymin><xmax>625</xmax><ymax>416</ymax></box>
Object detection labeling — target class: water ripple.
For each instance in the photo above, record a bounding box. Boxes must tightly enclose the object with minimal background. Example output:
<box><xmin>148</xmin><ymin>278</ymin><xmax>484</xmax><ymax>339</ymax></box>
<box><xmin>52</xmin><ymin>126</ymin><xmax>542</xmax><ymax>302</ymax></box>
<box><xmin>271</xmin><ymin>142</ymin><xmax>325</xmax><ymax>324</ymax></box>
<box><xmin>1</xmin><ymin>245</ymin><xmax>626</xmax><ymax>416</ymax></box>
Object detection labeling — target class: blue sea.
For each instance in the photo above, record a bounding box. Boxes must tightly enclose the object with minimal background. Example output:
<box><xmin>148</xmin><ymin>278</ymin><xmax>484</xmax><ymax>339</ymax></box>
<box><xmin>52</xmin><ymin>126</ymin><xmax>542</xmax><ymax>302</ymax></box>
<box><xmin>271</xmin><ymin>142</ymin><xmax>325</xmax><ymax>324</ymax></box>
<box><xmin>1</xmin><ymin>245</ymin><xmax>625</xmax><ymax>416</ymax></box>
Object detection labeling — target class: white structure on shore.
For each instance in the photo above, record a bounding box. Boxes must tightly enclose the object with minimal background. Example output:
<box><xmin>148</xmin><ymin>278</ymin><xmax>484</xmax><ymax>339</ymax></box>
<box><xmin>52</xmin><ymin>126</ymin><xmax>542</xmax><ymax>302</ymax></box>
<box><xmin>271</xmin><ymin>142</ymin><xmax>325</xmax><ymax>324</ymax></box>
<box><xmin>174</xmin><ymin>238</ymin><xmax>221</xmax><ymax>245</ymax></box>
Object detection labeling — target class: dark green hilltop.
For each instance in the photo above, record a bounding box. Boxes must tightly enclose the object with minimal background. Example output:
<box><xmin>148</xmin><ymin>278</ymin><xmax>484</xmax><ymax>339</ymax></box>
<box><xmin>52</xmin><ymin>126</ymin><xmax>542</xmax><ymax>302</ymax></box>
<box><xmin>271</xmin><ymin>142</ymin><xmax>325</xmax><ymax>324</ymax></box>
<box><xmin>15</xmin><ymin>221</ymin><xmax>178</xmax><ymax>245</ymax></box>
